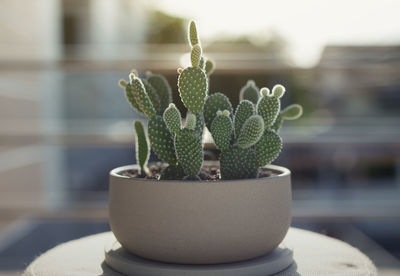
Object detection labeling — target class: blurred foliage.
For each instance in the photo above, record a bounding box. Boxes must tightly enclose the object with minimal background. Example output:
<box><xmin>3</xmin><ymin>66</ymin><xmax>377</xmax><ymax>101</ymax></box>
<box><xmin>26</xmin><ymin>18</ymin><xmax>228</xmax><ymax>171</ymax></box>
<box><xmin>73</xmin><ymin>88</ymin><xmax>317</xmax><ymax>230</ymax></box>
<box><xmin>206</xmin><ymin>31</ymin><xmax>287</xmax><ymax>54</ymax></box>
<box><xmin>146</xmin><ymin>10</ymin><xmax>187</xmax><ymax>44</ymax></box>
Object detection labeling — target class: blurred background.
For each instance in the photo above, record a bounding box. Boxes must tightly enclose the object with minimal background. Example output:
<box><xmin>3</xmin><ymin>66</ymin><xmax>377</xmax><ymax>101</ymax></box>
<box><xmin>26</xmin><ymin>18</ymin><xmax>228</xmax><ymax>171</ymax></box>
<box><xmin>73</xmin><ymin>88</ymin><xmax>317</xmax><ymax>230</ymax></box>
<box><xmin>0</xmin><ymin>0</ymin><xmax>399</xmax><ymax>275</ymax></box>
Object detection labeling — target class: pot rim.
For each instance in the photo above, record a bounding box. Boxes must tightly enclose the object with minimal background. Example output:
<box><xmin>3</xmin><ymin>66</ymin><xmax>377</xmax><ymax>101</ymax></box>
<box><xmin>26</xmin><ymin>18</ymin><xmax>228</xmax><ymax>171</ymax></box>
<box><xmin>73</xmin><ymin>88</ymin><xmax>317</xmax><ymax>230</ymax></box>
<box><xmin>110</xmin><ymin>163</ymin><xmax>290</xmax><ymax>183</ymax></box>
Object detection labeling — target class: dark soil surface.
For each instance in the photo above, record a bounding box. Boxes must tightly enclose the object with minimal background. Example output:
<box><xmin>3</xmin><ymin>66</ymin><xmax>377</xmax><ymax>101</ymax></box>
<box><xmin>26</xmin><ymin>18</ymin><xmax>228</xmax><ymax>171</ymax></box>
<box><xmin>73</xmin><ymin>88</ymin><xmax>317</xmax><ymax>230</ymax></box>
<box><xmin>121</xmin><ymin>163</ymin><xmax>279</xmax><ymax>181</ymax></box>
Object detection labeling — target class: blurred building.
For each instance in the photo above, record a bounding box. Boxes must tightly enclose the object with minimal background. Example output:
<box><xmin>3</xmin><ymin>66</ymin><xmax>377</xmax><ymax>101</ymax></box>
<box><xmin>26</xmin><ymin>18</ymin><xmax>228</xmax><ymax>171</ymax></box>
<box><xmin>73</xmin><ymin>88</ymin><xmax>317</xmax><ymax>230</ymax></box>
<box><xmin>316</xmin><ymin>45</ymin><xmax>400</xmax><ymax>117</ymax></box>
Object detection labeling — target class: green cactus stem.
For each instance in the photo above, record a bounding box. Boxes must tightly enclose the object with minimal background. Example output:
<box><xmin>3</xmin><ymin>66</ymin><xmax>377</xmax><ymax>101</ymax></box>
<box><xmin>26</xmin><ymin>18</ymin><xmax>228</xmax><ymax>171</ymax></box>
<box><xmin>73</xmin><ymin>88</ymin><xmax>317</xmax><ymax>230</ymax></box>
<box><xmin>146</xmin><ymin>73</ymin><xmax>172</xmax><ymax>111</ymax></box>
<box><xmin>133</xmin><ymin>120</ymin><xmax>150</xmax><ymax>176</ymax></box>
<box><xmin>174</xmin><ymin>129</ymin><xmax>203</xmax><ymax>177</ymax></box>
<box><xmin>237</xmin><ymin>115</ymin><xmax>264</xmax><ymax>148</ymax></box>
<box><xmin>163</xmin><ymin>103</ymin><xmax>181</xmax><ymax>135</ymax></box>
<box><xmin>159</xmin><ymin>164</ymin><xmax>186</xmax><ymax>180</ymax></box>
<box><xmin>188</xmin><ymin>21</ymin><xmax>200</xmax><ymax>46</ymax></box>
<box><xmin>272</xmin><ymin>84</ymin><xmax>286</xmax><ymax>98</ymax></box>
<box><xmin>119</xmin><ymin>79</ymin><xmax>128</xmax><ymax>88</ymax></box>
<box><xmin>256</xmin><ymin>86</ymin><xmax>284</xmax><ymax>128</ymax></box>
<box><xmin>203</xmin><ymin>93</ymin><xmax>233</xmax><ymax>130</ymax></box>
<box><xmin>210</xmin><ymin>110</ymin><xmax>233</xmax><ymax>151</ymax></box>
<box><xmin>282</xmin><ymin>104</ymin><xmax>303</xmax><ymax>120</ymax></box>
<box><xmin>205</xmin><ymin>59</ymin><xmax>215</xmax><ymax>76</ymax></box>
<box><xmin>191</xmin><ymin>44</ymin><xmax>202</xmax><ymax>67</ymax></box>
<box><xmin>255</xmin><ymin>129</ymin><xmax>282</xmax><ymax>167</ymax></box>
<box><xmin>148</xmin><ymin>115</ymin><xmax>177</xmax><ymax>164</ymax></box>
<box><xmin>271</xmin><ymin>114</ymin><xmax>283</xmax><ymax>132</ymax></box>
<box><xmin>240</xmin><ymin>80</ymin><xmax>259</xmax><ymax>104</ymax></box>
<box><xmin>142</xmin><ymin>79</ymin><xmax>162</xmax><ymax>114</ymax></box>
<box><xmin>123</xmin><ymin>82</ymin><xmax>143</xmax><ymax>115</ymax></box>
<box><xmin>185</xmin><ymin>113</ymin><xmax>197</xmax><ymax>130</ymax></box>
<box><xmin>178</xmin><ymin>66</ymin><xmax>208</xmax><ymax>114</ymax></box>
<box><xmin>234</xmin><ymin>100</ymin><xmax>256</xmax><ymax>138</ymax></box>
<box><xmin>220</xmin><ymin>146</ymin><xmax>258</xmax><ymax>180</ymax></box>
<box><xmin>272</xmin><ymin>104</ymin><xmax>303</xmax><ymax>132</ymax></box>
<box><xmin>129</xmin><ymin>73</ymin><xmax>156</xmax><ymax>119</ymax></box>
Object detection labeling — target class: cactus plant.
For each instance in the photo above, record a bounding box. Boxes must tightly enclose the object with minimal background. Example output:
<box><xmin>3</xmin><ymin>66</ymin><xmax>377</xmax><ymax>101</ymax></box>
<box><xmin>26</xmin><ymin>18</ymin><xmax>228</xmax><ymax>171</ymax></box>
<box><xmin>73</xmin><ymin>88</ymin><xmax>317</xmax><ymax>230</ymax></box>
<box><xmin>120</xmin><ymin>21</ymin><xmax>303</xmax><ymax>180</ymax></box>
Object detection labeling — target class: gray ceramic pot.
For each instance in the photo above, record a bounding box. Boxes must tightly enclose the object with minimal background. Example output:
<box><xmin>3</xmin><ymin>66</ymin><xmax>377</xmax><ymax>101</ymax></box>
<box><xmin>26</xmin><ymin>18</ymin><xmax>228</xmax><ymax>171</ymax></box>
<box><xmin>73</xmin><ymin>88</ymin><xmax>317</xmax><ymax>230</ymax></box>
<box><xmin>109</xmin><ymin>163</ymin><xmax>291</xmax><ymax>265</ymax></box>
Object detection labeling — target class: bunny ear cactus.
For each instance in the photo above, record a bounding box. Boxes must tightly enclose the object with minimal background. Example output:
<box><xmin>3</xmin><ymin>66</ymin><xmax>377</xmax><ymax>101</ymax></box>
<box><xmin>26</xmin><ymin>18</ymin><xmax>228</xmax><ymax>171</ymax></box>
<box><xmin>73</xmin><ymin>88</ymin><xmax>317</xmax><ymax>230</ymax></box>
<box><xmin>218</xmin><ymin>82</ymin><xmax>301</xmax><ymax>179</ymax></box>
<box><xmin>256</xmin><ymin>85</ymin><xmax>284</xmax><ymax>128</ymax></box>
<box><xmin>119</xmin><ymin>20</ymin><xmax>303</xmax><ymax>180</ymax></box>
<box><xmin>240</xmin><ymin>80</ymin><xmax>259</xmax><ymax>104</ymax></box>
<box><xmin>177</xmin><ymin>58</ymin><xmax>208</xmax><ymax>114</ymax></box>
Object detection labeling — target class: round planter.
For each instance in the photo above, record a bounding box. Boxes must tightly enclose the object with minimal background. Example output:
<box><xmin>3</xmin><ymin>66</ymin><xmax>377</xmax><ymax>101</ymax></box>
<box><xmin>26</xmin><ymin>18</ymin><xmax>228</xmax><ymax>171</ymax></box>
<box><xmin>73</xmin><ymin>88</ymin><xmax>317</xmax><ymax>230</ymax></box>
<box><xmin>109</xmin><ymin>163</ymin><xmax>291</xmax><ymax>265</ymax></box>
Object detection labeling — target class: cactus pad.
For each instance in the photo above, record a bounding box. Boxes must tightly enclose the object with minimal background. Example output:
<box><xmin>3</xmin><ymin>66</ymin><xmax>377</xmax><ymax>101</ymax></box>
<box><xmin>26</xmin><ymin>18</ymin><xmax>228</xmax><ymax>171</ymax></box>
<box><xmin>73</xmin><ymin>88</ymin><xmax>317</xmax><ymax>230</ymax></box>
<box><xmin>142</xmin><ymin>79</ymin><xmax>162</xmax><ymax>114</ymax></box>
<box><xmin>163</xmin><ymin>103</ymin><xmax>181</xmax><ymax>135</ymax></box>
<box><xmin>205</xmin><ymin>59</ymin><xmax>215</xmax><ymax>75</ymax></box>
<box><xmin>240</xmin><ymin>80</ymin><xmax>259</xmax><ymax>104</ymax></box>
<box><xmin>147</xmin><ymin>74</ymin><xmax>172</xmax><ymax>111</ymax></box>
<box><xmin>255</xmin><ymin>130</ymin><xmax>282</xmax><ymax>167</ymax></box>
<box><xmin>130</xmin><ymin>75</ymin><xmax>156</xmax><ymax>119</ymax></box>
<box><xmin>272</xmin><ymin>84</ymin><xmax>285</xmax><ymax>98</ymax></box>
<box><xmin>148</xmin><ymin>115</ymin><xmax>177</xmax><ymax>164</ymax></box>
<box><xmin>271</xmin><ymin>114</ymin><xmax>283</xmax><ymax>132</ymax></box>
<box><xmin>237</xmin><ymin>115</ymin><xmax>264</xmax><ymax>148</ymax></box>
<box><xmin>256</xmin><ymin>88</ymin><xmax>281</xmax><ymax>128</ymax></box>
<box><xmin>234</xmin><ymin>100</ymin><xmax>255</xmax><ymax>138</ymax></box>
<box><xmin>178</xmin><ymin>67</ymin><xmax>208</xmax><ymax>114</ymax></box>
<box><xmin>188</xmin><ymin>21</ymin><xmax>199</xmax><ymax>46</ymax></box>
<box><xmin>134</xmin><ymin>120</ymin><xmax>149</xmax><ymax>174</ymax></box>
<box><xmin>174</xmin><ymin>129</ymin><xmax>203</xmax><ymax>176</ymax></box>
<box><xmin>220</xmin><ymin>146</ymin><xmax>258</xmax><ymax>179</ymax></box>
<box><xmin>203</xmin><ymin>93</ymin><xmax>233</xmax><ymax>130</ymax></box>
<box><xmin>191</xmin><ymin>44</ymin><xmax>202</xmax><ymax>67</ymax></box>
<box><xmin>210</xmin><ymin>111</ymin><xmax>233</xmax><ymax>151</ymax></box>
<box><xmin>281</xmin><ymin>104</ymin><xmax>303</xmax><ymax>120</ymax></box>
<box><xmin>124</xmin><ymin>83</ymin><xmax>143</xmax><ymax>115</ymax></box>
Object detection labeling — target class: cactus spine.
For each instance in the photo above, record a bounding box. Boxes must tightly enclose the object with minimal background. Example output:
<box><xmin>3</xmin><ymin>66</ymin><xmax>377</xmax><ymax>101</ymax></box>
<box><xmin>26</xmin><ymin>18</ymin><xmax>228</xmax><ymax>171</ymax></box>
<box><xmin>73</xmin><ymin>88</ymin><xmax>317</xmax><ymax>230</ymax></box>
<box><xmin>120</xmin><ymin>21</ymin><xmax>303</xmax><ymax>180</ymax></box>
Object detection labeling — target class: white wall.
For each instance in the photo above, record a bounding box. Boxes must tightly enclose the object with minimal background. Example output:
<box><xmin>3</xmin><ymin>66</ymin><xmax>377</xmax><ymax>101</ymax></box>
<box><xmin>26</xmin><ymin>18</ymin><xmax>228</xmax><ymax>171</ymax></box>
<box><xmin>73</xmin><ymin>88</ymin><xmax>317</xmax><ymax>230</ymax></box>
<box><xmin>0</xmin><ymin>0</ymin><xmax>61</xmax><ymax>61</ymax></box>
